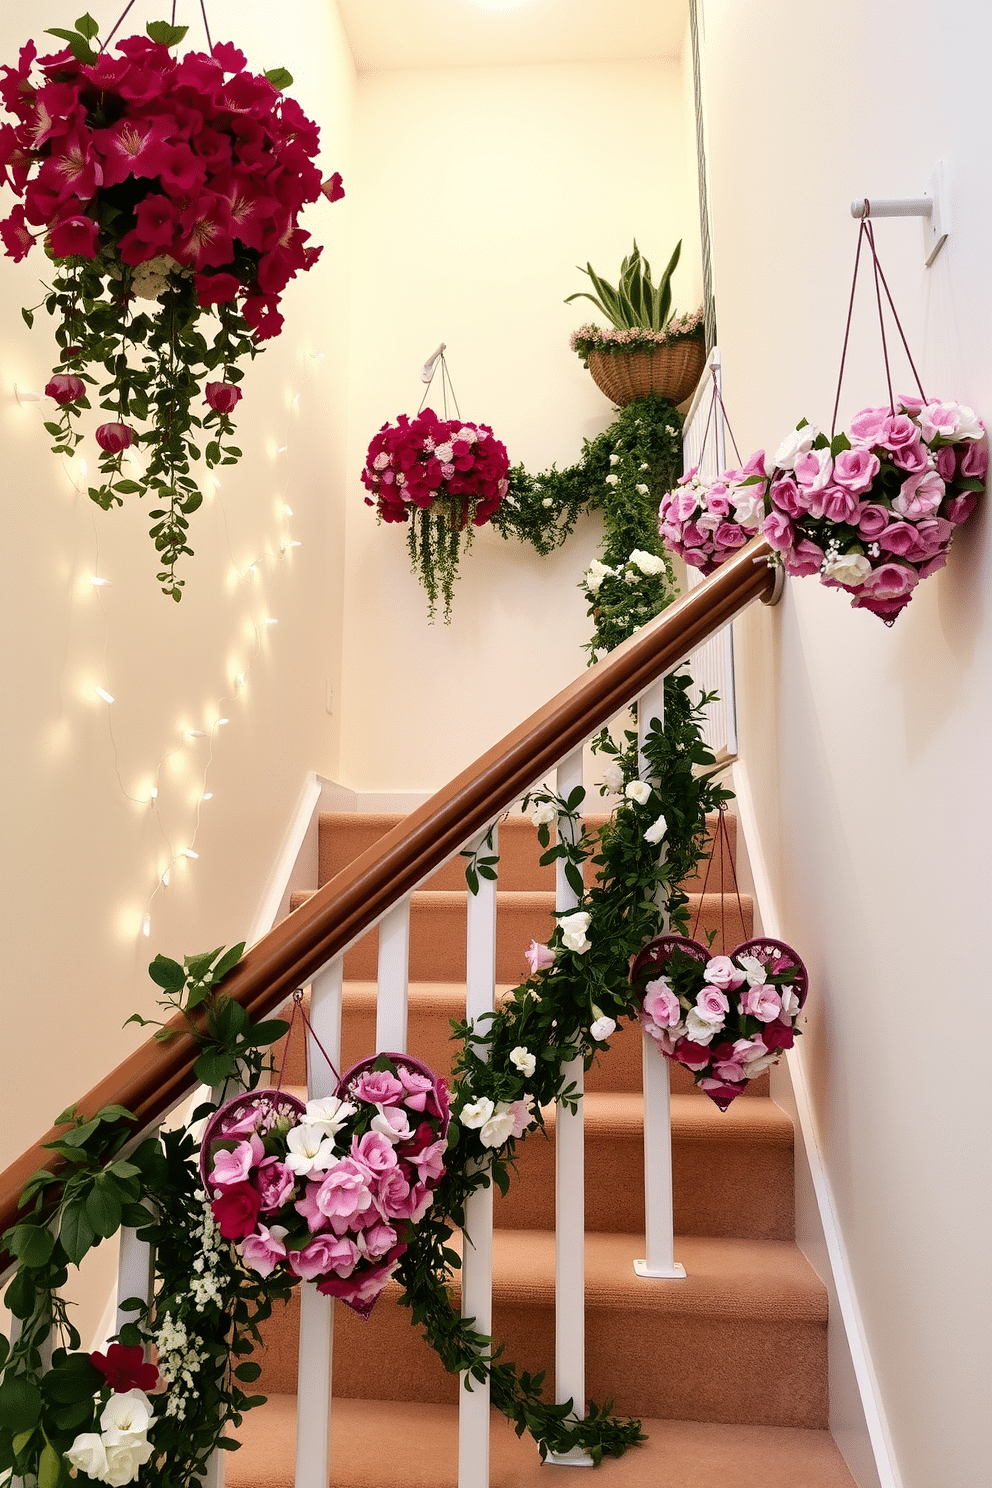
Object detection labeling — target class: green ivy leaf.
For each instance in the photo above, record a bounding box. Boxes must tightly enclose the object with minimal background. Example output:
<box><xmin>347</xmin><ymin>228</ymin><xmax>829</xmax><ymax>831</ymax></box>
<box><xmin>148</xmin><ymin>955</ymin><xmax>186</xmax><ymax>992</ymax></box>
<box><xmin>0</xmin><ymin>1376</ymin><xmax>43</xmax><ymax>1432</ymax></box>
<box><xmin>58</xmin><ymin>1203</ymin><xmax>97</xmax><ymax>1265</ymax></box>
<box><xmin>193</xmin><ymin>1050</ymin><xmax>234</xmax><ymax>1087</ymax></box>
<box><xmin>9</xmin><ymin>1224</ymin><xmax>55</xmax><ymax>1269</ymax></box>
<box><xmin>264</xmin><ymin>68</ymin><xmax>293</xmax><ymax>89</ymax></box>
<box><xmin>74</xmin><ymin>13</ymin><xmax>100</xmax><ymax>39</ymax></box>
<box><xmin>21</xmin><ymin>308</ymin><xmax>34</xmax><ymax>329</ymax></box>
<box><xmin>145</xmin><ymin>21</ymin><xmax>189</xmax><ymax>45</ymax></box>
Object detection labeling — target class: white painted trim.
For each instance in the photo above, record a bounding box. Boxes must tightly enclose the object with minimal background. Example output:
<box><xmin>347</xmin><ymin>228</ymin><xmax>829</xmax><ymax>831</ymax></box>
<box><xmin>732</xmin><ymin>758</ymin><xmax>903</xmax><ymax>1488</ymax></box>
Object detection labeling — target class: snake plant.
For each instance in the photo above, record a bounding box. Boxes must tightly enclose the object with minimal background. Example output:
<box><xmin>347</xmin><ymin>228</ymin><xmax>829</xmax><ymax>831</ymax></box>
<box><xmin>565</xmin><ymin>240</ymin><xmax>683</xmax><ymax>331</ymax></box>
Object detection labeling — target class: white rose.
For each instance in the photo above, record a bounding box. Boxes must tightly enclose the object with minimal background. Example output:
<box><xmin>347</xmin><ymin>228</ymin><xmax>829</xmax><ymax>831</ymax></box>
<box><xmin>541</xmin><ymin>497</ymin><xmax>553</xmax><ymax>507</ymax></box>
<box><xmin>67</xmin><ymin>1435</ymin><xmax>109</xmax><ymax>1481</ymax></box>
<box><xmin>625</xmin><ymin>780</ymin><xmax>651</xmax><ymax>805</ymax></box>
<box><xmin>742</xmin><ymin>1052</ymin><xmax>779</xmax><ymax>1078</ymax></box>
<box><xmin>602</xmin><ymin>763</ymin><xmax>624</xmax><ymax>794</ymax></box>
<box><xmin>101</xmin><ymin>1439</ymin><xmax>154</xmax><ymax>1488</ymax></box>
<box><xmin>628</xmin><ymin>549</ymin><xmax>666</xmax><ymax>576</ymax></box>
<box><xmin>779</xmin><ymin>986</ymin><xmax>801</xmax><ymax>1017</ymax></box>
<box><xmin>510</xmin><ymin>1046</ymin><xmax>536</xmax><ymax>1077</ymax></box>
<box><xmin>371</xmin><ymin>1105</ymin><xmax>413</xmax><ymax>1143</ymax></box>
<box><xmin>644</xmin><ymin>813</ymin><xmax>668</xmax><ymax>845</ymax></box>
<box><xmin>101</xmin><ymin>1390</ymin><xmax>155</xmax><ymax>1441</ymax></box>
<box><xmin>372</xmin><ymin>452</ymin><xmax>390</xmax><ymax>471</ymax></box>
<box><xmin>584</xmin><ymin>558</ymin><xmax>614</xmax><ymax>594</ymax></box>
<box><xmin>479</xmin><ymin>1103</ymin><xmax>517</xmax><ymax>1149</ymax></box>
<box><xmin>636</xmin><ymin>483</ymin><xmax>650</xmax><ymax>494</ymax></box>
<box><xmin>736</xmin><ymin>954</ymin><xmax>768</xmax><ymax>986</ymax></box>
<box><xmin>773</xmin><ymin>423</ymin><xmax>818</xmax><ymax>471</ymax></box>
<box><xmin>685</xmin><ymin>1008</ymin><xmax>720</xmax><ymax>1045</ymax></box>
<box><xmin>609</xmin><ymin>453</ymin><xmax>620</xmax><ymax>466</ymax></box>
<box><xmin>460</xmin><ymin>1097</ymin><xmax>495</xmax><ymax>1130</ymax></box>
<box><xmin>302</xmin><ymin>1095</ymin><xmax>357</xmax><ymax>1139</ymax></box>
<box><xmin>822</xmin><ymin>553</ymin><xmax>872</xmax><ymax>587</ymax></box>
<box><xmin>730</xmin><ymin>488</ymin><xmax>763</xmax><ymax>527</ymax></box>
<box><xmin>919</xmin><ymin>400</ymin><xmax>984</xmax><ymax>443</ymax></box>
<box><xmin>530</xmin><ymin>800</ymin><xmax>558</xmax><ymax>828</ymax></box>
<box><xmin>589</xmin><ymin>1016</ymin><xmax>616</xmax><ymax>1042</ymax></box>
<box><xmin>560</xmin><ymin>911</ymin><xmax>591</xmax><ymax>954</ymax></box>
<box><xmin>605</xmin><ymin>473</ymin><xmax>620</xmax><ymax>486</ymax></box>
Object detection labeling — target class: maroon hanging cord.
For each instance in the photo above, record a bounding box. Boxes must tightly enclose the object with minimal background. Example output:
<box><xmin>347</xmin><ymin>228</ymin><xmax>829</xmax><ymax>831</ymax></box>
<box><xmin>102</xmin><ymin>1</ymin><xmax>214</xmax><ymax>55</ymax></box>
<box><xmin>100</xmin><ymin>0</ymin><xmax>139</xmax><ymax>52</ymax></box>
<box><xmin>690</xmin><ymin>804</ymin><xmax>748</xmax><ymax>948</ymax></box>
<box><xmin>865</xmin><ymin>231</ymin><xmax>928</xmax><ymax>403</ymax></box>
<box><xmin>198</xmin><ymin>0</ymin><xmax>213</xmax><ymax>54</ymax></box>
<box><xmin>831</xmin><ymin>213</ymin><xmax>868</xmax><ymax>436</ymax></box>
<box><xmin>274</xmin><ymin>988</ymin><xmax>342</xmax><ymax>1093</ymax></box>
<box><xmin>865</xmin><ymin>220</ymin><xmax>895</xmax><ymax>414</ymax></box>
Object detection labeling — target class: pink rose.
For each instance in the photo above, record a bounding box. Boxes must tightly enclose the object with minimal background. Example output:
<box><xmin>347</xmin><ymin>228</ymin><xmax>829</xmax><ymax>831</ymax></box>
<box><xmin>397</xmin><ymin>1066</ymin><xmax>435</xmax><ymax>1111</ymax></box>
<box><xmin>209</xmin><ymin>1138</ymin><xmax>261</xmax><ymax>1190</ymax></box>
<box><xmin>524</xmin><ymin>940</ymin><xmax>555</xmax><ymax>974</ymax></box>
<box><xmin>706</xmin><ymin>492</ymin><xmax>732</xmax><ymax>518</ymax></box>
<box><xmin>820</xmin><ymin>486</ymin><xmax>860</xmax><ymax>524</ymax></box>
<box><xmin>912</xmin><ymin>517</ymin><xmax>953</xmax><ymax>559</ymax></box>
<box><xmin>739</xmin><ymin>985</ymin><xmax>782</xmax><ymax>1022</ymax></box>
<box><xmin>257</xmin><ymin>1157</ymin><xmax>295</xmax><ymax>1212</ymax></box>
<box><xmin>317</xmin><ymin>1256</ymin><xmax>398</xmax><ymax>1307</ymax></box>
<box><xmin>768</xmin><ymin>476</ymin><xmax>806</xmax><ymax>517</ymax></box>
<box><xmin>889</xmin><ymin>438</ymin><xmax>927</xmax><ymax>473</ymax></box>
<box><xmin>794</xmin><ymin>448</ymin><xmax>833</xmax><ymax>491</ymax></box>
<box><xmin>673</xmin><ymin>491</ymin><xmax>699</xmax><ymax>523</ymax></box>
<box><xmin>878</xmin><ymin>414</ymin><xmax>919</xmax><ymax>453</ymax></box>
<box><xmin>390</xmin><ymin>1180</ymin><xmax>433</xmax><ymax>1222</ymax></box>
<box><xmin>289</xmin><ymin>1233</ymin><xmax>360</xmax><ymax>1282</ymax></box>
<box><xmin>878</xmin><ymin>522</ymin><xmax>927</xmax><ymax>559</ymax></box>
<box><xmin>762</xmin><ymin>510</ymin><xmax>794</xmax><ymax>551</ymax></box>
<box><xmin>372</xmin><ymin>1167</ymin><xmax>411</xmax><ymax>1220</ymax></box>
<box><xmin>507</xmin><ymin>1100</ymin><xmax>533</xmax><ymax>1140</ymax></box>
<box><xmin>643</xmin><ymin>977</ymin><xmax>683</xmax><ymax>1026</ymax></box>
<box><xmin>211</xmin><ymin>1181</ymin><xmax>261</xmax><ymax>1240</ymax></box>
<box><xmin>406</xmin><ymin>1137</ymin><xmax>447</xmax><ymax>1185</ymax></box>
<box><xmin>787</xmin><ymin>538</ymin><xmax>825</xmax><ymax>577</ymax></box>
<box><xmin>314</xmin><ymin>1158</ymin><xmax>374</xmax><ymax>1230</ymax></box>
<box><xmin>702</xmin><ymin>956</ymin><xmax>746</xmax><ymax>991</ymax></box>
<box><xmin>350</xmin><ymin>1131</ymin><xmax>398</xmax><ymax>1179</ymax></box>
<box><xmin>45</xmin><ymin>373</ymin><xmax>85</xmax><ymax>404</ymax></box>
<box><xmin>848</xmin><ymin>406</ymin><xmax>890</xmax><ymax>444</ymax></box>
<box><xmin>831</xmin><ymin>447</ymin><xmax>880</xmax><ymax>494</ymax></box>
<box><xmin>353</xmin><ymin>1070</ymin><xmax>404</xmax><ymax>1105</ymax></box>
<box><xmin>714</xmin><ymin>522</ymin><xmax>746</xmax><ymax>549</ymax></box>
<box><xmin>358</xmin><ymin>1221</ymin><xmax>397</xmax><ymax>1259</ymax></box>
<box><xmin>95</xmin><ymin>422</ymin><xmax>135</xmax><ymax>454</ymax></box>
<box><xmin>240</xmin><ymin>1223</ymin><xmax>287</xmax><ymax>1278</ymax></box>
<box><xmin>958</xmin><ymin>440</ymin><xmax>989</xmax><ymax>481</ymax></box>
<box><xmin>694</xmin><ymin>987</ymin><xmax>730</xmax><ymax>1024</ymax></box>
<box><xmin>713</xmin><ymin>1059</ymin><xmax>747</xmax><ymax>1083</ymax></box>
<box><xmin>857</xmin><ymin>503</ymin><xmax>890</xmax><ymax>539</ymax></box>
<box><xmin>918</xmin><ymin>553</ymin><xmax>948</xmax><ymax>579</ymax></box>
<box><xmin>946</xmin><ymin>492</ymin><xmax>978</xmax><ymax>525</ymax></box>
<box><xmin>861</xmin><ymin>562</ymin><xmax>918</xmax><ymax>600</ymax></box>
<box><xmin>893</xmin><ymin>470</ymin><xmax>944</xmax><ymax>520</ymax></box>
<box><xmin>204</xmin><ymin>381</ymin><xmax>242</xmax><ymax>414</ymax></box>
<box><xmin>294</xmin><ymin>1180</ymin><xmax>329</xmax><ymax>1233</ymax></box>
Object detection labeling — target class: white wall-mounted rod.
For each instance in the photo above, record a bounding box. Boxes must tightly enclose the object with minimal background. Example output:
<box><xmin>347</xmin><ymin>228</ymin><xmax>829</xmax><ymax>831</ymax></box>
<box><xmin>421</xmin><ymin>343</ymin><xmax>446</xmax><ymax>382</ymax></box>
<box><xmin>850</xmin><ymin>196</ymin><xmax>932</xmax><ymax>220</ymax></box>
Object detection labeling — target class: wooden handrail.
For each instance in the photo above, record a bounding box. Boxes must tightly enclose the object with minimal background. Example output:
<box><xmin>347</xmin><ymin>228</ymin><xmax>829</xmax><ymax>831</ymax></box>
<box><xmin>0</xmin><ymin>538</ymin><xmax>775</xmax><ymax>1261</ymax></box>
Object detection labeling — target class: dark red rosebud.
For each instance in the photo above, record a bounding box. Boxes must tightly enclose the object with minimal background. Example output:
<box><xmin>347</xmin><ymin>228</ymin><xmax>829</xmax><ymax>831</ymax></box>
<box><xmin>45</xmin><ymin>373</ymin><xmax>85</xmax><ymax>404</ymax></box>
<box><xmin>204</xmin><ymin>381</ymin><xmax>242</xmax><ymax>414</ymax></box>
<box><xmin>95</xmin><ymin>422</ymin><xmax>135</xmax><ymax>454</ymax></box>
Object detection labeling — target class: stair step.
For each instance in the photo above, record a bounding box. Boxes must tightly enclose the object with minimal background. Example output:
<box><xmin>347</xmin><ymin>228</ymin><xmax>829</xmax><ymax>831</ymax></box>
<box><xmin>286</xmin><ymin>889</ymin><xmax>752</xmax><ymax>981</ymax></box>
<box><xmin>274</xmin><ymin>984</ymin><xmax>770</xmax><ymax>1099</ymax></box>
<box><xmin>254</xmin><ymin>1233</ymin><xmax>828</xmax><ymax>1429</ymax></box>
<box><xmin>226</xmin><ymin>1397</ymin><xmax>856</xmax><ymax>1488</ymax></box>
<box><xmin>318</xmin><ymin>812</ymin><xmax>738</xmax><ymax>895</ymax></box>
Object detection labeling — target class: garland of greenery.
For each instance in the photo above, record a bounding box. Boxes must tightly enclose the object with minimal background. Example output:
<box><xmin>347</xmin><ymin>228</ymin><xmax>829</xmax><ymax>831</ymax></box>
<box><xmin>491</xmin><ymin>393</ymin><xmax>683</xmax><ymax>655</ymax></box>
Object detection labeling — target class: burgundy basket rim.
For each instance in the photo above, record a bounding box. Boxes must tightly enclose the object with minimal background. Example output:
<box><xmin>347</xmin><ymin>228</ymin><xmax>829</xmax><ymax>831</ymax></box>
<box><xmin>630</xmin><ymin>933</ymin><xmax>808</xmax><ymax>1007</ymax></box>
<box><xmin>199</xmin><ymin>1087</ymin><xmax>307</xmax><ymax>1189</ymax></box>
<box><xmin>335</xmin><ymin>1051</ymin><xmax>450</xmax><ymax>1137</ymax></box>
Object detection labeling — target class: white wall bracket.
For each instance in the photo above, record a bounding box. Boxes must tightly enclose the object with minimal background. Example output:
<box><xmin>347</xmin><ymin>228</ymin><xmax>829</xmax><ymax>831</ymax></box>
<box><xmin>850</xmin><ymin>161</ymin><xmax>948</xmax><ymax>266</ymax></box>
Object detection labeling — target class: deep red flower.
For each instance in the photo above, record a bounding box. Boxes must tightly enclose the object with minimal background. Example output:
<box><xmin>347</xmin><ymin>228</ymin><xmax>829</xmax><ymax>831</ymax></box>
<box><xmin>196</xmin><ymin>272</ymin><xmax>240</xmax><ymax>307</ymax></box>
<box><xmin>96</xmin><ymin>422</ymin><xmax>135</xmax><ymax>454</ymax></box>
<box><xmin>211</xmin><ymin>1180</ymin><xmax>261</xmax><ymax>1239</ymax></box>
<box><xmin>90</xmin><ymin>1343</ymin><xmax>159</xmax><ymax>1394</ymax></box>
<box><xmin>0</xmin><ymin>203</ymin><xmax>33</xmax><ymax>261</ymax></box>
<box><xmin>204</xmin><ymin>381</ymin><xmax>242</xmax><ymax>413</ymax></box>
<box><xmin>45</xmin><ymin>373</ymin><xmax>85</xmax><ymax>404</ymax></box>
<box><xmin>48</xmin><ymin>209</ymin><xmax>99</xmax><ymax>258</ymax></box>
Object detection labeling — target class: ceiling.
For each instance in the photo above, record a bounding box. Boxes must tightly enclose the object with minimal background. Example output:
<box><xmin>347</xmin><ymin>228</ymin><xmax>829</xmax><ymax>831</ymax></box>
<box><xmin>334</xmin><ymin>0</ymin><xmax>689</xmax><ymax>72</ymax></box>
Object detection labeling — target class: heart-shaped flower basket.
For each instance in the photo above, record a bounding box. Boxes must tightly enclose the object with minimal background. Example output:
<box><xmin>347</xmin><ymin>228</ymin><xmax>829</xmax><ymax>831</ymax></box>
<box><xmin>199</xmin><ymin>1053</ymin><xmax>449</xmax><ymax>1316</ymax></box>
<box><xmin>629</xmin><ymin>935</ymin><xmax>808</xmax><ymax>1109</ymax></box>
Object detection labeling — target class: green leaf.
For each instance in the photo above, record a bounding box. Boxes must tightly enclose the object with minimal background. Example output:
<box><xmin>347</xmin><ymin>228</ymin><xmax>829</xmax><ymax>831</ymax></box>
<box><xmin>21</xmin><ymin>307</ymin><xmax>34</xmax><ymax>329</ymax></box>
<box><xmin>233</xmin><ymin>1361</ymin><xmax>262</xmax><ymax>1382</ymax></box>
<box><xmin>113</xmin><ymin>480</ymin><xmax>142</xmax><ymax>495</ymax></box>
<box><xmin>38</xmin><ymin>1441</ymin><xmax>62</xmax><ymax>1488</ymax></box>
<box><xmin>212</xmin><ymin>943</ymin><xmax>246</xmax><ymax>981</ymax></box>
<box><xmin>58</xmin><ymin>1203</ymin><xmax>97</xmax><ymax>1265</ymax></box>
<box><xmin>148</xmin><ymin>955</ymin><xmax>186</xmax><ymax>992</ymax></box>
<box><xmin>4</xmin><ymin>1269</ymin><xmax>36</xmax><ymax>1320</ymax></box>
<box><xmin>145</xmin><ymin>21</ymin><xmax>189</xmax><ymax>45</ymax></box>
<box><xmin>10</xmin><ymin>1224</ymin><xmax>55</xmax><ymax>1269</ymax></box>
<box><xmin>239</xmin><ymin>1019</ymin><xmax>290</xmax><ymax>1048</ymax></box>
<box><xmin>43</xmin><ymin>30</ymin><xmax>97</xmax><ymax>63</ymax></box>
<box><xmin>264</xmin><ymin>68</ymin><xmax>294</xmax><ymax>89</ymax></box>
<box><xmin>12</xmin><ymin>1427</ymin><xmax>35</xmax><ymax>1456</ymax></box>
<box><xmin>74</xmin><ymin>13</ymin><xmax>100</xmax><ymax>39</ymax></box>
<box><xmin>0</xmin><ymin>1376</ymin><xmax>42</xmax><ymax>1432</ymax></box>
<box><xmin>193</xmin><ymin>1050</ymin><xmax>234</xmax><ymax>1087</ymax></box>
<box><xmin>85</xmin><ymin>1183</ymin><xmax>122</xmax><ymax>1240</ymax></box>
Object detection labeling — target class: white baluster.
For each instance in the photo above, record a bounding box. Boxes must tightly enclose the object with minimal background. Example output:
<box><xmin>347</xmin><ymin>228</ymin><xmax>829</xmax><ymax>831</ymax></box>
<box><xmin>376</xmin><ymin>900</ymin><xmax>411</xmax><ymax>1053</ymax></box>
<box><xmin>548</xmin><ymin>749</ymin><xmax>593</xmax><ymax>1466</ymax></box>
<box><xmin>459</xmin><ymin>825</ymin><xmax>499</xmax><ymax>1488</ymax></box>
<box><xmin>294</xmin><ymin>956</ymin><xmax>344</xmax><ymax>1488</ymax></box>
<box><xmin>635</xmin><ymin>680</ymin><xmax>686</xmax><ymax>1281</ymax></box>
<box><xmin>115</xmin><ymin>1224</ymin><xmax>154</xmax><ymax>1336</ymax></box>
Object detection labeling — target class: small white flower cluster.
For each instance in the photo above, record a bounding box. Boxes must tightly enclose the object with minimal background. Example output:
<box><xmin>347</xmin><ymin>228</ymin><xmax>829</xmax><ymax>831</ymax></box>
<box><xmin>187</xmin><ymin>1195</ymin><xmax>227</xmax><ymax>1312</ymax></box>
<box><xmin>155</xmin><ymin>1310</ymin><xmax>210</xmax><ymax>1421</ymax></box>
<box><xmin>530</xmin><ymin>799</ymin><xmax>558</xmax><ymax>828</ymax></box>
<box><xmin>129</xmin><ymin>254</ymin><xmax>186</xmax><ymax>302</ymax></box>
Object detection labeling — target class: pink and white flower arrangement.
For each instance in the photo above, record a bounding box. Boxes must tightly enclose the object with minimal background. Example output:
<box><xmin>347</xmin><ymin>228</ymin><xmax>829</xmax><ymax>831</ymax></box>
<box><xmin>200</xmin><ymin>1057</ymin><xmax>449</xmax><ymax>1318</ymax></box>
<box><xmin>0</xmin><ymin>14</ymin><xmax>342</xmax><ymax>598</ymax></box>
<box><xmin>361</xmin><ymin>407</ymin><xmax>510</xmax><ymax>621</ymax></box>
<box><xmin>630</xmin><ymin>934</ymin><xmax>808</xmax><ymax>1110</ymax></box>
<box><xmin>762</xmin><ymin>400</ymin><xmax>987</xmax><ymax>622</ymax></box>
<box><xmin>657</xmin><ymin>450</ymin><xmax>769</xmax><ymax>574</ymax></box>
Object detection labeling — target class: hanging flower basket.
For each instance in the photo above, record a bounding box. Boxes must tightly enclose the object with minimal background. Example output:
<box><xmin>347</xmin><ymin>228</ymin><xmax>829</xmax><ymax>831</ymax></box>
<box><xmin>630</xmin><ymin>934</ymin><xmax>808</xmax><ymax>1110</ymax></box>
<box><xmin>361</xmin><ymin>406</ymin><xmax>510</xmax><ymax>622</ymax></box>
<box><xmin>199</xmin><ymin>1053</ymin><xmax>450</xmax><ymax>1318</ymax></box>
<box><xmin>582</xmin><ymin>329</ymin><xmax>706</xmax><ymax>409</ymax></box>
<box><xmin>0</xmin><ymin>14</ymin><xmax>343</xmax><ymax>598</ymax></box>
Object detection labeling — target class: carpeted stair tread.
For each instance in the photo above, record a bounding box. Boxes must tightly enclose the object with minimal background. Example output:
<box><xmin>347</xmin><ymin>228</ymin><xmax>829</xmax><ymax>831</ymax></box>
<box><xmin>226</xmin><ymin>1396</ymin><xmax>856</xmax><ymax>1488</ymax></box>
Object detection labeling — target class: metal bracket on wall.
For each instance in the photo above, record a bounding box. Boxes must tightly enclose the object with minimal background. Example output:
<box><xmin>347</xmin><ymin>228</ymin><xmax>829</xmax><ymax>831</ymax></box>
<box><xmin>850</xmin><ymin>160</ymin><xmax>948</xmax><ymax>266</ymax></box>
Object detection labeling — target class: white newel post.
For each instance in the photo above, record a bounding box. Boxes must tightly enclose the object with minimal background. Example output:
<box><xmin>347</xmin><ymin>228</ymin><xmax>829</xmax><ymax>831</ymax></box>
<box><xmin>295</xmin><ymin>955</ymin><xmax>344</xmax><ymax>1488</ymax></box>
<box><xmin>635</xmin><ymin>680</ymin><xmax>685</xmax><ymax>1281</ymax></box>
<box><xmin>548</xmin><ymin>748</ymin><xmax>593</xmax><ymax>1466</ymax></box>
<box><xmin>459</xmin><ymin>825</ymin><xmax>499</xmax><ymax>1488</ymax></box>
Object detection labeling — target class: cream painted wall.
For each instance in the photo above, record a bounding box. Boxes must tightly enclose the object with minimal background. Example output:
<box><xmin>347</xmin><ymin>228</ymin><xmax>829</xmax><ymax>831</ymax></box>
<box><xmin>0</xmin><ymin>0</ymin><xmax>355</xmax><ymax>1176</ymax></box>
<box><xmin>338</xmin><ymin>58</ymin><xmax>700</xmax><ymax>791</ymax></box>
<box><xmin>700</xmin><ymin>3</ymin><xmax>992</xmax><ymax>1485</ymax></box>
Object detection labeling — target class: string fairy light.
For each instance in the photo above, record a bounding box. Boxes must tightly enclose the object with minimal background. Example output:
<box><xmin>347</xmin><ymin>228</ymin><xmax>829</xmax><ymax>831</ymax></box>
<box><xmin>14</xmin><ymin>346</ymin><xmax>322</xmax><ymax>944</ymax></box>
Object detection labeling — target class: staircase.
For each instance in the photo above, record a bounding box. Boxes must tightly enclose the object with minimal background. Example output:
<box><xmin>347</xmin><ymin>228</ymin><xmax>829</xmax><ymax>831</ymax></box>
<box><xmin>226</xmin><ymin>811</ymin><xmax>858</xmax><ymax>1488</ymax></box>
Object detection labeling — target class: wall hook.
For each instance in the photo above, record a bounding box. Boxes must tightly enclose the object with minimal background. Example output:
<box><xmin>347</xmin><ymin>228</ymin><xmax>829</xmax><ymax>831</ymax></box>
<box><xmin>849</xmin><ymin>161</ymin><xmax>948</xmax><ymax>266</ymax></box>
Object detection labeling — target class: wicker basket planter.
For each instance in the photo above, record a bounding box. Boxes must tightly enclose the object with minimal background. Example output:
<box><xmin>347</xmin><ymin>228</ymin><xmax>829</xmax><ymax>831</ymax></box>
<box><xmin>587</xmin><ymin>337</ymin><xmax>706</xmax><ymax>408</ymax></box>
